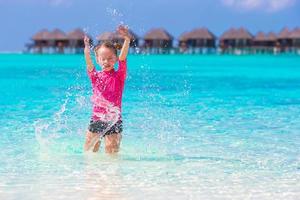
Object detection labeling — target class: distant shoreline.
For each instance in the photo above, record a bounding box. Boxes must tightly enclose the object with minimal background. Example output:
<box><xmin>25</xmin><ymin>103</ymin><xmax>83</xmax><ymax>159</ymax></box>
<box><xmin>1</xmin><ymin>52</ymin><xmax>300</xmax><ymax>57</ymax></box>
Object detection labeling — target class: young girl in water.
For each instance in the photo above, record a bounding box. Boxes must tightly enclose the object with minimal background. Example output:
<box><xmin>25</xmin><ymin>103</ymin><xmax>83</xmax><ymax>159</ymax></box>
<box><xmin>83</xmin><ymin>25</ymin><xmax>130</xmax><ymax>153</ymax></box>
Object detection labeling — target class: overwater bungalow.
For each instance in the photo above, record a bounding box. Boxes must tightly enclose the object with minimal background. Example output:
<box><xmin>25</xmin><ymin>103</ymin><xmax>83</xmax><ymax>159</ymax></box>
<box><xmin>179</xmin><ymin>28</ymin><xmax>216</xmax><ymax>54</ymax></box>
<box><xmin>29</xmin><ymin>28</ymin><xmax>85</xmax><ymax>54</ymax></box>
<box><xmin>252</xmin><ymin>32</ymin><xmax>278</xmax><ymax>54</ymax></box>
<box><xmin>67</xmin><ymin>28</ymin><xmax>86</xmax><ymax>54</ymax></box>
<box><xmin>277</xmin><ymin>28</ymin><xmax>292</xmax><ymax>53</ymax></box>
<box><xmin>219</xmin><ymin>28</ymin><xmax>253</xmax><ymax>54</ymax></box>
<box><xmin>47</xmin><ymin>29</ymin><xmax>69</xmax><ymax>54</ymax></box>
<box><xmin>143</xmin><ymin>28</ymin><xmax>174</xmax><ymax>54</ymax></box>
<box><xmin>29</xmin><ymin>29</ymin><xmax>51</xmax><ymax>53</ymax></box>
<box><xmin>96</xmin><ymin>30</ymin><xmax>139</xmax><ymax>53</ymax></box>
<box><xmin>290</xmin><ymin>28</ymin><xmax>300</xmax><ymax>53</ymax></box>
<box><xmin>26</xmin><ymin>27</ymin><xmax>300</xmax><ymax>55</ymax></box>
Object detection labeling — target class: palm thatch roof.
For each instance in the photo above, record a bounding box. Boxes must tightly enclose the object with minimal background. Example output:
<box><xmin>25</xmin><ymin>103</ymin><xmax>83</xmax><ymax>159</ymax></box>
<box><xmin>179</xmin><ymin>32</ymin><xmax>190</xmax><ymax>41</ymax></box>
<box><xmin>144</xmin><ymin>28</ymin><xmax>173</xmax><ymax>40</ymax></box>
<box><xmin>266</xmin><ymin>32</ymin><xmax>277</xmax><ymax>41</ymax></box>
<box><xmin>254</xmin><ymin>32</ymin><xmax>277</xmax><ymax>41</ymax></box>
<box><xmin>289</xmin><ymin>28</ymin><xmax>300</xmax><ymax>39</ymax></box>
<box><xmin>220</xmin><ymin>28</ymin><xmax>253</xmax><ymax>40</ymax></box>
<box><xmin>254</xmin><ymin>32</ymin><xmax>266</xmax><ymax>41</ymax></box>
<box><xmin>67</xmin><ymin>28</ymin><xmax>85</xmax><ymax>40</ymax></box>
<box><xmin>179</xmin><ymin>28</ymin><xmax>216</xmax><ymax>41</ymax></box>
<box><xmin>32</xmin><ymin>29</ymin><xmax>51</xmax><ymax>41</ymax></box>
<box><xmin>277</xmin><ymin>27</ymin><xmax>291</xmax><ymax>39</ymax></box>
<box><xmin>220</xmin><ymin>28</ymin><xmax>234</xmax><ymax>40</ymax></box>
<box><xmin>48</xmin><ymin>29</ymin><xmax>68</xmax><ymax>40</ymax></box>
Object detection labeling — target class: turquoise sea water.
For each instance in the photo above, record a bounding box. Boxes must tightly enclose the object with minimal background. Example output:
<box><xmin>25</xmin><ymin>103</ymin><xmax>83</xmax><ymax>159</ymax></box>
<box><xmin>0</xmin><ymin>54</ymin><xmax>300</xmax><ymax>199</ymax></box>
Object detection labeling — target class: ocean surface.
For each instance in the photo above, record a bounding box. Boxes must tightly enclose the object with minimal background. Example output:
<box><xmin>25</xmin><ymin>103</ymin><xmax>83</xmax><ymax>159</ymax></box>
<box><xmin>0</xmin><ymin>53</ymin><xmax>299</xmax><ymax>200</ymax></box>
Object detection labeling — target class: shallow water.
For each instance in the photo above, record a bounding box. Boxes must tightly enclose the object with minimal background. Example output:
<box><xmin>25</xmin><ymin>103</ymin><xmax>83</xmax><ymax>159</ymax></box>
<box><xmin>0</xmin><ymin>54</ymin><xmax>300</xmax><ymax>199</ymax></box>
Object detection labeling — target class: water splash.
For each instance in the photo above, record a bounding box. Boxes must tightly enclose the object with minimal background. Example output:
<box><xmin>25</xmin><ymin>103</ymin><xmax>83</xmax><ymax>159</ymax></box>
<box><xmin>34</xmin><ymin>97</ymin><xmax>70</xmax><ymax>150</ymax></box>
<box><xmin>106</xmin><ymin>7</ymin><xmax>124</xmax><ymax>18</ymax></box>
<box><xmin>91</xmin><ymin>94</ymin><xmax>121</xmax><ymax>138</ymax></box>
<box><xmin>34</xmin><ymin>89</ymin><xmax>122</xmax><ymax>153</ymax></box>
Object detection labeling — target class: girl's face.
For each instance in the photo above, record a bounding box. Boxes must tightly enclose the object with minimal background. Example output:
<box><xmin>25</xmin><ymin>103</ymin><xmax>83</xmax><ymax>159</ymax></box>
<box><xmin>96</xmin><ymin>47</ymin><xmax>117</xmax><ymax>71</ymax></box>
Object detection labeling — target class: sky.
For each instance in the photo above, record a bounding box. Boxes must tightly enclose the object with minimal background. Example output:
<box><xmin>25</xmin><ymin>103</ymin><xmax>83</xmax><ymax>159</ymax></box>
<box><xmin>0</xmin><ymin>0</ymin><xmax>299</xmax><ymax>52</ymax></box>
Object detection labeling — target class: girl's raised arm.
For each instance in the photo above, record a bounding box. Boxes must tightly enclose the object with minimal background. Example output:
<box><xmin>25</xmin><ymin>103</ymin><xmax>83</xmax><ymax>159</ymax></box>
<box><xmin>117</xmin><ymin>25</ymin><xmax>131</xmax><ymax>61</ymax></box>
<box><xmin>84</xmin><ymin>35</ymin><xmax>95</xmax><ymax>72</ymax></box>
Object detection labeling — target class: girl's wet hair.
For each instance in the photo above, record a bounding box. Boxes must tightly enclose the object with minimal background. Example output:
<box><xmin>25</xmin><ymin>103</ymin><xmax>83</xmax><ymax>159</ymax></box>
<box><xmin>94</xmin><ymin>41</ymin><xmax>122</xmax><ymax>56</ymax></box>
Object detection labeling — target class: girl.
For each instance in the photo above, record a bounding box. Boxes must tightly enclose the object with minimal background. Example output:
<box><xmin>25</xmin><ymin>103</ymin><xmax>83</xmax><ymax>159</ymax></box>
<box><xmin>83</xmin><ymin>25</ymin><xmax>130</xmax><ymax>153</ymax></box>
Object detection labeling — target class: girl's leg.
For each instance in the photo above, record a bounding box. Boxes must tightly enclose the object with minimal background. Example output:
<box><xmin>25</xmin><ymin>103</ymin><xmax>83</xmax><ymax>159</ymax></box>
<box><xmin>84</xmin><ymin>130</ymin><xmax>101</xmax><ymax>152</ymax></box>
<box><xmin>92</xmin><ymin>140</ymin><xmax>101</xmax><ymax>152</ymax></box>
<box><xmin>104</xmin><ymin>133</ymin><xmax>122</xmax><ymax>154</ymax></box>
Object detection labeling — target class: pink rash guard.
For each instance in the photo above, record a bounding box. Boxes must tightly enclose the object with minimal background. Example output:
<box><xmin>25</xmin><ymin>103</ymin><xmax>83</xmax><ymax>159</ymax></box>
<box><xmin>87</xmin><ymin>59</ymin><xmax>127</xmax><ymax>121</ymax></box>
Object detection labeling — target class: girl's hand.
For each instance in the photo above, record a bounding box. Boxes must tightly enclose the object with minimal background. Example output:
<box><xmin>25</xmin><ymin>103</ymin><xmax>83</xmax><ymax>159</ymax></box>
<box><xmin>84</xmin><ymin>35</ymin><xmax>91</xmax><ymax>48</ymax></box>
<box><xmin>117</xmin><ymin>25</ymin><xmax>131</xmax><ymax>61</ymax></box>
<box><xmin>84</xmin><ymin>35</ymin><xmax>94</xmax><ymax>71</ymax></box>
<box><xmin>117</xmin><ymin>25</ymin><xmax>130</xmax><ymax>40</ymax></box>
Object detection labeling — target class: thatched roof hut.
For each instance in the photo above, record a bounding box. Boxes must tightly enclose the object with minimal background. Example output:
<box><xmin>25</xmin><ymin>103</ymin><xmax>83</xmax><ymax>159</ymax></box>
<box><xmin>47</xmin><ymin>29</ymin><xmax>69</xmax><ymax>53</ymax></box>
<box><xmin>236</xmin><ymin>28</ymin><xmax>253</xmax><ymax>40</ymax></box>
<box><xmin>32</xmin><ymin>28</ymin><xmax>68</xmax><ymax>44</ymax></box>
<box><xmin>179</xmin><ymin>28</ymin><xmax>216</xmax><ymax>48</ymax></box>
<box><xmin>30</xmin><ymin>29</ymin><xmax>68</xmax><ymax>53</ymax></box>
<box><xmin>290</xmin><ymin>28</ymin><xmax>300</xmax><ymax>47</ymax></box>
<box><xmin>277</xmin><ymin>27</ymin><xmax>293</xmax><ymax>49</ymax></box>
<box><xmin>144</xmin><ymin>28</ymin><xmax>173</xmax><ymax>40</ymax></box>
<box><xmin>220</xmin><ymin>28</ymin><xmax>253</xmax><ymax>40</ymax></box>
<box><xmin>179</xmin><ymin>32</ymin><xmax>190</xmax><ymax>42</ymax></box>
<box><xmin>188</xmin><ymin>28</ymin><xmax>216</xmax><ymax>40</ymax></box>
<box><xmin>143</xmin><ymin>28</ymin><xmax>173</xmax><ymax>48</ymax></box>
<box><xmin>220</xmin><ymin>28</ymin><xmax>234</xmax><ymax>40</ymax></box>
<box><xmin>289</xmin><ymin>28</ymin><xmax>300</xmax><ymax>38</ymax></box>
<box><xmin>277</xmin><ymin>27</ymin><xmax>291</xmax><ymax>39</ymax></box>
<box><xmin>48</xmin><ymin>29</ymin><xmax>68</xmax><ymax>41</ymax></box>
<box><xmin>46</xmin><ymin>29</ymin><xmax>69</xmax><ymax>49</ymax></box>
<box><xmin>266</xmin><ymin>32</ymin><xmax>277</xmax><ymax>41</ymax></box>
<box><xmin>68</xmin><ymin>28</ymin><xmax>85</xmax><ymax>40</ymax></box>
<box><xmin>31</xmin><ymin>29</ymin><xmax>52</xmax><ymax>47</ymax></box>
<box><xmin>31</xmin><ymin>29</ymin><xmax>52</xmax><ymax>53</ymax></box>
<box><xmin>253</xmin><ymin>32</ymin><xmax>267</xmax><ymax>41</ymax></box>
<box><xmin>32</xmin><ymin>29</ymin><xmax>51</xmax><ymax>41</ymax></box>
<box><xmin>253</xmin><ymin>32</ymin><xmax>277</xmax><ymax>47</ymax></box>
<box><xmin>67</xmin><ymin>28</ymin><xmax>86</xmax><ymax>48</ymax></box>
<box><xmin>220</xmin><ymin>28</ymin><xmax>253</xmax><ymax>48</ymax></box>
<box><xmin>97</xmin><ymin>30</ymin><xmax>139</xmax><ymax>47</ymax></box>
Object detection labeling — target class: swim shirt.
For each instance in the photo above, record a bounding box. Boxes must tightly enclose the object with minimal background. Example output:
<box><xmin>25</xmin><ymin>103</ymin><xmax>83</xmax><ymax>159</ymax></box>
<box><xmin>87</xmin><ymin>59</ymin><xmax>127</xmax><ymax>121</ymax></box>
